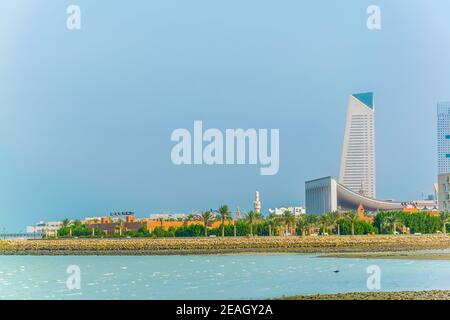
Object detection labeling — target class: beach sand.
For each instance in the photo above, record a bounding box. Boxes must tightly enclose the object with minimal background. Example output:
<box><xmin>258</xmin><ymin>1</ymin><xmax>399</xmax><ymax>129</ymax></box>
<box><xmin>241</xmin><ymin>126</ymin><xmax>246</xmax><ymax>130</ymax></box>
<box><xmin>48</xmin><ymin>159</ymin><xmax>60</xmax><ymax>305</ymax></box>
<box><xmin>2</xmin><ymin>235</ymin><xmax>450</xmax><ymax>256</ymax></box>
<box><xmin>280</xmin><ymin>290</ymin><xmax>450</xmax><ymax>300</ymax></box>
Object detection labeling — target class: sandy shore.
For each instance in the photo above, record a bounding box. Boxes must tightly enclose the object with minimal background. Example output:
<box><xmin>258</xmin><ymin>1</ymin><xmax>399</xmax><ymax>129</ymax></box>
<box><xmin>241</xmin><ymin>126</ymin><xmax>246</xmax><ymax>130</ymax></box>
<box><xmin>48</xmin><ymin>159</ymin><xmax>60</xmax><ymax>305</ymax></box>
<box><xmin>321</xmin><ymin>250</ymin><xmax>450</xmax><ymax>260</ymax></box>
<box><xmin>1</xmin><ymin>235</ymin><xmax>450</xmax><ymax>255</ymax></box>
<box><xmin>281</xmin><ymin>290</ymin><xmax>450</xmax><ymax>300</ymax></box>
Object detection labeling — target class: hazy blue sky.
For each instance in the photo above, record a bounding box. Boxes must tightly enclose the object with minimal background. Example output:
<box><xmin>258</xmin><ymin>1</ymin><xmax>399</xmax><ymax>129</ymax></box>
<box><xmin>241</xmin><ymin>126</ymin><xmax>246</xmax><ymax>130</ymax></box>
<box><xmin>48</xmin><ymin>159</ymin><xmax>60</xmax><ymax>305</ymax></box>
<box><xmin>1</xmin><ymin>1</ymin><xmax>449</xmax><ymax>231</ymax></box>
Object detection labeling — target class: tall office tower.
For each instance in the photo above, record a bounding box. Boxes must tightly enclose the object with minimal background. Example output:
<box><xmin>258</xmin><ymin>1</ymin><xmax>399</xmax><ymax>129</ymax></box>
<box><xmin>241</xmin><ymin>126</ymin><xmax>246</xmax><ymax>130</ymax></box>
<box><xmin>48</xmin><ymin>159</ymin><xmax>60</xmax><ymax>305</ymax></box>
<box><xmin>437</xmin><ymin>102</ymin><xmax>450</xmax><ymax>174</ymax></box>
<box><xmin>339</xmin><ymin>92</ymin><xmax>376</xmax><ymax>198</ymax></box>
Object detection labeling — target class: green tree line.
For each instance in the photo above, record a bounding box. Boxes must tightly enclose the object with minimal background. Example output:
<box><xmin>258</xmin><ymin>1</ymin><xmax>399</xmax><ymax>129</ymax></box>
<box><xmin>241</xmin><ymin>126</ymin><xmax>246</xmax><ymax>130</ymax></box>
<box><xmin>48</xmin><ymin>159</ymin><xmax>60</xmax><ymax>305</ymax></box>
<box><xmin>55</xmin><ymin>208</ymin><xmax>448</xmax><ymax>238</ymax></box>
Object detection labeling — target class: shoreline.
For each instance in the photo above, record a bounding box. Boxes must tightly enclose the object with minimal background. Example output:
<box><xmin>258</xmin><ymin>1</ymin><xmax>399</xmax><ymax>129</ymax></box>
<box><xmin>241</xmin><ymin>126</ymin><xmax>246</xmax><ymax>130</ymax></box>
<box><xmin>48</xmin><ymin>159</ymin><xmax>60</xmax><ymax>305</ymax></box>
<box><xmin>280</xmin><ymin>290</ymin><xmax>450</xmax><ymax>300</ymax></box>
<box><xmin>320</xmin><ymin>250</ymin><xmax>450</xmax><ymax>260</ymax></box>
<box><xmin>5</xmin><ymin>248</ymin><xmax>450</xmax><ymax>257</ymax></box>
<box><xmin>2</xmin><ymin>235</ymin><xmax>450</xmax><ymax>256</ymax></box>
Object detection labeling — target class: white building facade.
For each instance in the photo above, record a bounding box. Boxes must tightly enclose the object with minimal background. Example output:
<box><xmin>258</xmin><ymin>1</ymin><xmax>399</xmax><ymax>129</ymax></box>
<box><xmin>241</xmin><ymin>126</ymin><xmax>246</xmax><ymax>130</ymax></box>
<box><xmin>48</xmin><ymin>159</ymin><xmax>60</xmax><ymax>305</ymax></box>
<box><xmin>339</xmin><ymin>92</ymin><xmax>376</xmax><ymax>198</ymax></box>
<box><xmin>26</xmin><ymin>221</ymin><xmax>62</xmax><ymax>235</ymax></box>
<box><xmin>268</xmin><ymin>206</ymin><xmax>305</xmax><ymax>216</ymax></box>
<box><xmin>305</xmin><ymin>177</ymin><xmax>338</xmax><ymax>214</ymax></box>
<box><xmin>149</xmin><ymin>213</ymin><xmax>188</xmax><ymax>220</ymax></box>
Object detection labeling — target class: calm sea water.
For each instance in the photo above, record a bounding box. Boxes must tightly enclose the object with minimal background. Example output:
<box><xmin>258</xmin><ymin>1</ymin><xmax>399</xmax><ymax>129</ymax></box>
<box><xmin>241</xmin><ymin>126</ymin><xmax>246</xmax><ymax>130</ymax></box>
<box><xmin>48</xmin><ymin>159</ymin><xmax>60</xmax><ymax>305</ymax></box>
<box><xmin>1</xmin><ymin>254</ymin><xmax>450</xmax><ymax>299</ymax></box>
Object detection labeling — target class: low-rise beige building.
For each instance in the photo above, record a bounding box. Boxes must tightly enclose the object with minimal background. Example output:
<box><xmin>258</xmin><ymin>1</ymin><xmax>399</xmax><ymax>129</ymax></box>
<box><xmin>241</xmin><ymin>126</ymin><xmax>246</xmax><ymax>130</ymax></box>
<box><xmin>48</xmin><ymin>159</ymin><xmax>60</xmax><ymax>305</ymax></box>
<box><xmin>438</xmin><ymin>173</ymin><xmax>450</xmax><ymax>211</ymax></box>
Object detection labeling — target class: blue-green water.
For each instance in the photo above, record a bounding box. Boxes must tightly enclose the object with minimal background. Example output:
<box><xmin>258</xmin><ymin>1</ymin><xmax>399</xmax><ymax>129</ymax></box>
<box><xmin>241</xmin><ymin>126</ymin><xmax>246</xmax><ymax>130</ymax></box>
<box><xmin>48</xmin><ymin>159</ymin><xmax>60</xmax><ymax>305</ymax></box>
<box><xmin>1</xmin><ymin>254</ymin><xmax>450</xmax><ymax>299</ymax></box>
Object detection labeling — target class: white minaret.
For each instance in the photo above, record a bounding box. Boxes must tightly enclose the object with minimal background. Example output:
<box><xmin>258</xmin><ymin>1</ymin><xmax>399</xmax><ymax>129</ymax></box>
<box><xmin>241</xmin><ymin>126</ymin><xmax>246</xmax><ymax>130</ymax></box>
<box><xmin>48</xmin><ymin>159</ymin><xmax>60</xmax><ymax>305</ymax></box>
<box><xmin>253</xmin><ymin>191</ymin><xmax>261</xmax><ymax>214</ymax></box>
<box><xmin>235</xmin><ymin>206</ymin><xmax>241</xmax><ymax>220</ymax></box>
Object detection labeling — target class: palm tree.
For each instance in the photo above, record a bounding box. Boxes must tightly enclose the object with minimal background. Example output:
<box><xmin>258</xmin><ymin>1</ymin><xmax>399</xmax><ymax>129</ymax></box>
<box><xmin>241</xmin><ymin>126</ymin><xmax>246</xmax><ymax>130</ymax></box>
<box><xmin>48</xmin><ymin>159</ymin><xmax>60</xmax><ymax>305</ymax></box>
<box><xmin>344</xmin><ymin>211</ymin><xmax>358</xmax><ymax>236</ymax></box>
<box><xmin>218</xmin><ymin>205</ymin><xmax>231</xmax><ymax>237</ymax></box>
<box><xmin>331</xmin><ymin>211</ymin><xmax>343</xmax><ymax>236</ymax></box>
<box><xmin>328</xmin><ymin>212</ymin><xmax>337</xmax><ymax>235</ymax></box>
<box><xmin>232</xmin><ymin>213</ymin><xmax>238</xmax><ymax>237</ymax></box>
<box><xmin>182</xmin><ymin>216</ymin><xmax>189</xmax><ymax>227</ymax></box>
<box><xmin>279</xmin><ymin>210</ymin><xmax>295</xmax><ymax>236</ymax></box>
<box><xmin>440</xmin><ymin>212</ymin><xmax>450</xmax><ymax>234</ymax></box>
<box><xmin>115</xmin><ymin>219</ymin><xmax>124</xmax><ymax>236</ymax></box>
<box><xmin>62</xmin><ymin>218</ymin><xmax>70</xmax><ymax>228</ymax></box>
<box><xmin>303</xmin><ymin>214</ymin><xmax>318</xmax><ymax>236</ymax></box>
<box><xmin>182</xmin><ymin>213</ymin><xmax>194</xmax><ymax>227</ymax></box>
<box><xmin>319</xmin><ymin>213</ymin><xmax>331</xmax><ymax>235</ymax></box>
<box><xmin>244</xmin><ymin>211</ymin><xmax>259</xmax><ymax>236</ymax></box>
<box><xmin>266</xmin><ymin>213</ymin><xmax>280</xmax><ymax>237</ymax></box>
<box><xmin>73</xmin><ymin>219</ymin><xmax>82</xmax><ymax>228</ymax></box>
<box><xmin>382</xmin><ymin>214</ymin><xmax>403</xmax><ymax>234</ymax></box>
<box><xmin>61</xmin><ymin>218</ymin><xmax>72</xmax><ymax>238</ymax></box>
<box><xmin>296</xmin><ymin>214</ymin><xmax>307</xmax><ymax>236</ymax></box>
<box><xmin>200</xmin><ymin>211</ymin><xmax>215</xmax><ymax>237</ymax></box>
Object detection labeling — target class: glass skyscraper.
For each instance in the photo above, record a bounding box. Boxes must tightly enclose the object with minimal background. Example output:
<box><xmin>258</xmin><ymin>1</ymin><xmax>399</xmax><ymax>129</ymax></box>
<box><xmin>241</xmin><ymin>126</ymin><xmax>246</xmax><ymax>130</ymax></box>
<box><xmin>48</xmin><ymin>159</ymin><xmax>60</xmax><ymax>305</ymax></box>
<box><xmin>339</xmin><ymin>92</ymin><xmax>376</xmax><ymax>198</ymax></box>
<box><xmin>437</xmin><ymin>102</ymin><xmax>450</xmax><ymax>174</ymax></box>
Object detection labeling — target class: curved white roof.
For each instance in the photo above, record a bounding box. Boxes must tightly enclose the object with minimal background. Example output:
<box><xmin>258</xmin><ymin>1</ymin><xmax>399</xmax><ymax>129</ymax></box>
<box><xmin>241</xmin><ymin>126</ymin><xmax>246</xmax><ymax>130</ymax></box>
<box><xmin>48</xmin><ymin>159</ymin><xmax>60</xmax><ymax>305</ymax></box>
<box><xmin>336</xmin><ymin>182</ymin><xmax>404</xmax><ymax>211</ymax></box>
